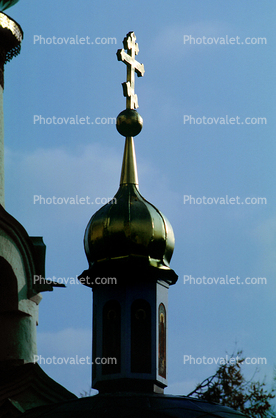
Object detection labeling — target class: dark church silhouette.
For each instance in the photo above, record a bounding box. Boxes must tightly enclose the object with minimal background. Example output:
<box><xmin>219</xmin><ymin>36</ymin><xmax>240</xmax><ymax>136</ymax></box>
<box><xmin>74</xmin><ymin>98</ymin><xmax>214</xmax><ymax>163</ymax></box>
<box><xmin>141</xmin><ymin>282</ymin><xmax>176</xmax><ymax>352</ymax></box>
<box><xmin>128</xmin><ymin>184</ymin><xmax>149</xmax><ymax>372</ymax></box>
<box><xmin>0</xmin><ymin>3</ymin><xmax>249</xmax><ymax>417</ymax></box>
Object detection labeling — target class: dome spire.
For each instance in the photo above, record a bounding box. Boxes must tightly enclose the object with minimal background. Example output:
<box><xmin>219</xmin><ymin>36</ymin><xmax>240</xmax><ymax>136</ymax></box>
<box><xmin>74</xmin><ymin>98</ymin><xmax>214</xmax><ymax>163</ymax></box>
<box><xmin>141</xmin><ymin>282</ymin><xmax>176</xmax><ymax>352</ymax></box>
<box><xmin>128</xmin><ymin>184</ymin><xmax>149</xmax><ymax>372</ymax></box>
<box><xmin>116</xmin><ymin>31</ymin><xmax>144</xmax><ymax>187</ymax></box>
<box><xmin>120</xmin><ymin>136</ymin><xmax>138</xmax><ymax>186</ymax></box>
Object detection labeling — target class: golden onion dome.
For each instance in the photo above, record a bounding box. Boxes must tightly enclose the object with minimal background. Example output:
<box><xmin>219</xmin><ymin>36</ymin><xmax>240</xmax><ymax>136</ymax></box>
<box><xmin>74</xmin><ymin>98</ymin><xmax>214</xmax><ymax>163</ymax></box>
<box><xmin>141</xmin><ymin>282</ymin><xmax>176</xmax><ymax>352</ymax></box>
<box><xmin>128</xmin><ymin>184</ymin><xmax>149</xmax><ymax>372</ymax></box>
<box><xmin>83</xmin><ymin>133</ymin><xmax>177</xmax><ymax>285</ymax></box>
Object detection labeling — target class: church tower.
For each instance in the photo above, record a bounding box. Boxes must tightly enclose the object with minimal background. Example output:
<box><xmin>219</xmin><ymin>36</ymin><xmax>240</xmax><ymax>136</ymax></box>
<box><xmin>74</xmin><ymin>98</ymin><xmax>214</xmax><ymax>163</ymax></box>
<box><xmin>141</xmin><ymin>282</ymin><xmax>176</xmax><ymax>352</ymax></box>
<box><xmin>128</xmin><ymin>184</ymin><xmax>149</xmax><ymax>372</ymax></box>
<box><xmin>0</xmin><ymin>3</ymin><xmax>76</xmax><ymax>415</ymax></box>
<box><xmin>0</xmin><ymin>2</ymin><xmax>45</xmax><ymax>368</ymax></box>
<box><xmin>79</xmin><ymin>31</ymin><xmax>178</xmax><ymax>394</ymax></box>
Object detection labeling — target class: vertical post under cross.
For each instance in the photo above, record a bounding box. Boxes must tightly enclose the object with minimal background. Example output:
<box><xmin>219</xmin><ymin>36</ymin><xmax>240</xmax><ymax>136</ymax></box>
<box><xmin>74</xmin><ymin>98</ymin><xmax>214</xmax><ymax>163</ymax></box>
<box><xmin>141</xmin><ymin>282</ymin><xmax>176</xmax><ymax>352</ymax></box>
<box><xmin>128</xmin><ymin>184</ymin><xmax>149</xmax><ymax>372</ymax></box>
<box><xmin>116</xmin><ymin>31</ymin><xmax>145</xmax><ymax>109</ymax></box>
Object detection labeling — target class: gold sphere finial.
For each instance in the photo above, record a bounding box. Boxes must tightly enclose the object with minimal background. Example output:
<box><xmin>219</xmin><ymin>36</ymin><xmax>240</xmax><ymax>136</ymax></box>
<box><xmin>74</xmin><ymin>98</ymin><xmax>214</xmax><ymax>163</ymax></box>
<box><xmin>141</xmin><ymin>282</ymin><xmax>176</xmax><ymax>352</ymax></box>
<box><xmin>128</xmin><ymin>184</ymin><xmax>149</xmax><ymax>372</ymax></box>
<box><xmin>116</xmin><ymin>109</ymin><xmax>143</xmax><ymax>137</ymax></box>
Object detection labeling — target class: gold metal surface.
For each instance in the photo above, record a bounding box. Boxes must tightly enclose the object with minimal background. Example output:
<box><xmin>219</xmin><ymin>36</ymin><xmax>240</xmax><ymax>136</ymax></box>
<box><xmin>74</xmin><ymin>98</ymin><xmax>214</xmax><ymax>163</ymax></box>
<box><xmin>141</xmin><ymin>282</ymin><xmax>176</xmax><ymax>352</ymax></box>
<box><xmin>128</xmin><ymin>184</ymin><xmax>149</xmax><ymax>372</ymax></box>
<box><xmin>116</xmin><ymin>32</ymin><xmax>145</xmax><ymax>109</ymax></box>
<box><xmin>120</xmin><ymin>136</ymin><xmax>138</xmax><ymax>186</ymax></box>
<box><xmin>0</xmin><ymin>12</ymin><xmax>23</xmax><ymax>43</ymax></box>
<box><xmin>84</xmin><ymin>183</ymin><xmax>176</xmax><ymax>276</ymax></box>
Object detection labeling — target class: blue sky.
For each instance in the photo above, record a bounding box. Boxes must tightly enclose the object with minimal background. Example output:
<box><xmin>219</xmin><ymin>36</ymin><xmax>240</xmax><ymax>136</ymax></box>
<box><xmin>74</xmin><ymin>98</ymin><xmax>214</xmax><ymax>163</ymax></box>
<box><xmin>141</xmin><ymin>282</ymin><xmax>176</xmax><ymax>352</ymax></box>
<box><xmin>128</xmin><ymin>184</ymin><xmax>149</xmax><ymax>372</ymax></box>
<box><xmin>3</xmin><ymin>0</ymin><xmax>276</xmax><ymax>400</ymax></box>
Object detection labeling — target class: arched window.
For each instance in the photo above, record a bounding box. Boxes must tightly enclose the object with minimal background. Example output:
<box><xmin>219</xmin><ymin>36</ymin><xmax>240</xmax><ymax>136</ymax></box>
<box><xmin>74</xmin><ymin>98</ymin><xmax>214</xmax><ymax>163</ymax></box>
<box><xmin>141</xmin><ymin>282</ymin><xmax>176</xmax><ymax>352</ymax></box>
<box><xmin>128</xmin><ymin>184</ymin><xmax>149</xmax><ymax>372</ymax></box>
<box><xmin>131</xmin><ymin>299</ymin><xmax>151</xmax><ymax>373</ymax></box>
<box><xmin>158</xmin><ymin>303</ymin><xmax>166</xmax><ymax>378</ymax></box>
<box><xmin>0</xmin><ymin>256</ymin><xmax>18</xmax><ymax>312</ymax></box>
<box><xmin>102</xmin><ymin>300</ymin><xmax>121</xmax><ymax>374</ymax></box>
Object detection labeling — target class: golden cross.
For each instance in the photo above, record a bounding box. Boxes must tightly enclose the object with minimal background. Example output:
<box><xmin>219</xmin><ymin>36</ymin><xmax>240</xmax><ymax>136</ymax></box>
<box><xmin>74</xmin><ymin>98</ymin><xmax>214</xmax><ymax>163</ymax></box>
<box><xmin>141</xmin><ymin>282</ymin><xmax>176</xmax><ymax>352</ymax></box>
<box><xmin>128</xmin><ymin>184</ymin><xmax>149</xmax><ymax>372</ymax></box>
<box><xmin>116</xmin><ymin>32</ymin><xmax>145</xmax><ymax>109</ymax></box>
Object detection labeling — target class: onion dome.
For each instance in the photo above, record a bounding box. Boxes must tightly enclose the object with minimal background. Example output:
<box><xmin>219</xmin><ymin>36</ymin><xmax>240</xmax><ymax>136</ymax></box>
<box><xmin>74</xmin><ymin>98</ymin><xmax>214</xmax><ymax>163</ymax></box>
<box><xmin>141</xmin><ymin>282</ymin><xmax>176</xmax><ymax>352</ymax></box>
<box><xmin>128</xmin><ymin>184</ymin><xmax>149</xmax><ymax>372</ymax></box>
<box><xmin>84</xmin><ymin>134</ymin><xmax>177</xmax><ymax>285</ymax></box>
<box><xmin>0</xmin><ymin>12</ymin><xmax>23</xmax><ymax>89</ymax></box>
<box><xmin>0</xmin><ymin>12</ymin><xmax>23</xmax><ymax>63</ymax></box>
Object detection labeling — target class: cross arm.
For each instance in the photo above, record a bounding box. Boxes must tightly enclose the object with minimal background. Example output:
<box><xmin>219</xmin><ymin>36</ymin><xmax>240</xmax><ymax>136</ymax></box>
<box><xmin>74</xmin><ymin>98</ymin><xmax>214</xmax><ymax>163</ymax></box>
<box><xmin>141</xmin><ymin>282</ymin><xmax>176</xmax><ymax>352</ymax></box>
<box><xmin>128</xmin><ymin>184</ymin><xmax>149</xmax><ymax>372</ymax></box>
<box><xmin>116</xmin><ymin>49</ymin><xmax>145</xmax><ymax>77</ymax></box>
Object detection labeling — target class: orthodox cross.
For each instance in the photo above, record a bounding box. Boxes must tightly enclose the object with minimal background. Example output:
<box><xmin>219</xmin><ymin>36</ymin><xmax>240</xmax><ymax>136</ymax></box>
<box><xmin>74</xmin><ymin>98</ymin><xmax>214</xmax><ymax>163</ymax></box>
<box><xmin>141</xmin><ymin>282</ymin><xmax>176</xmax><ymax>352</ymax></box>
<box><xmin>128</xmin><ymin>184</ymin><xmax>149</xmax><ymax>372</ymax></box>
<box><xmin>116</xmin><ymin>32</ymin><xmax>145</xmax><ymax>109</ymax></box>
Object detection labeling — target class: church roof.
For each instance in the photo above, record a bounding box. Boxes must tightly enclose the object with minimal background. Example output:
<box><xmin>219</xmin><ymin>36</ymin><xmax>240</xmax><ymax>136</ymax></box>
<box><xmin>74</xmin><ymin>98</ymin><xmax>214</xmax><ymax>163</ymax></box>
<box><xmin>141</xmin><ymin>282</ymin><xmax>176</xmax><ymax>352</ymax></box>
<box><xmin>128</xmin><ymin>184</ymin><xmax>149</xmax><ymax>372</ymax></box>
<box><xmin>21</xmin><ymin>392</ymin><xmax>249</xmax><ymax>418</ymax></box>
<box><xmin>0</xmin><ymin>363</ymin><xmax>77</xmax><ymax>415</ymax></box>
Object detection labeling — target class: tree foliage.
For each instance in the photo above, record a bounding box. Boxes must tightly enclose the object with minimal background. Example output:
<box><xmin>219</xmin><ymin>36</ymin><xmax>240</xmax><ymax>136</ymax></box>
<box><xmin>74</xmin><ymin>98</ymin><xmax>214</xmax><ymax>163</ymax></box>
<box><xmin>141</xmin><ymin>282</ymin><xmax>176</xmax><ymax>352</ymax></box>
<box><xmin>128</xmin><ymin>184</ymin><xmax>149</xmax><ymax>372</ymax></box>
<box><xmin>188</xmin><ymin>350</ymin><xmax>275</xmax><ymax>418</ymax></box>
